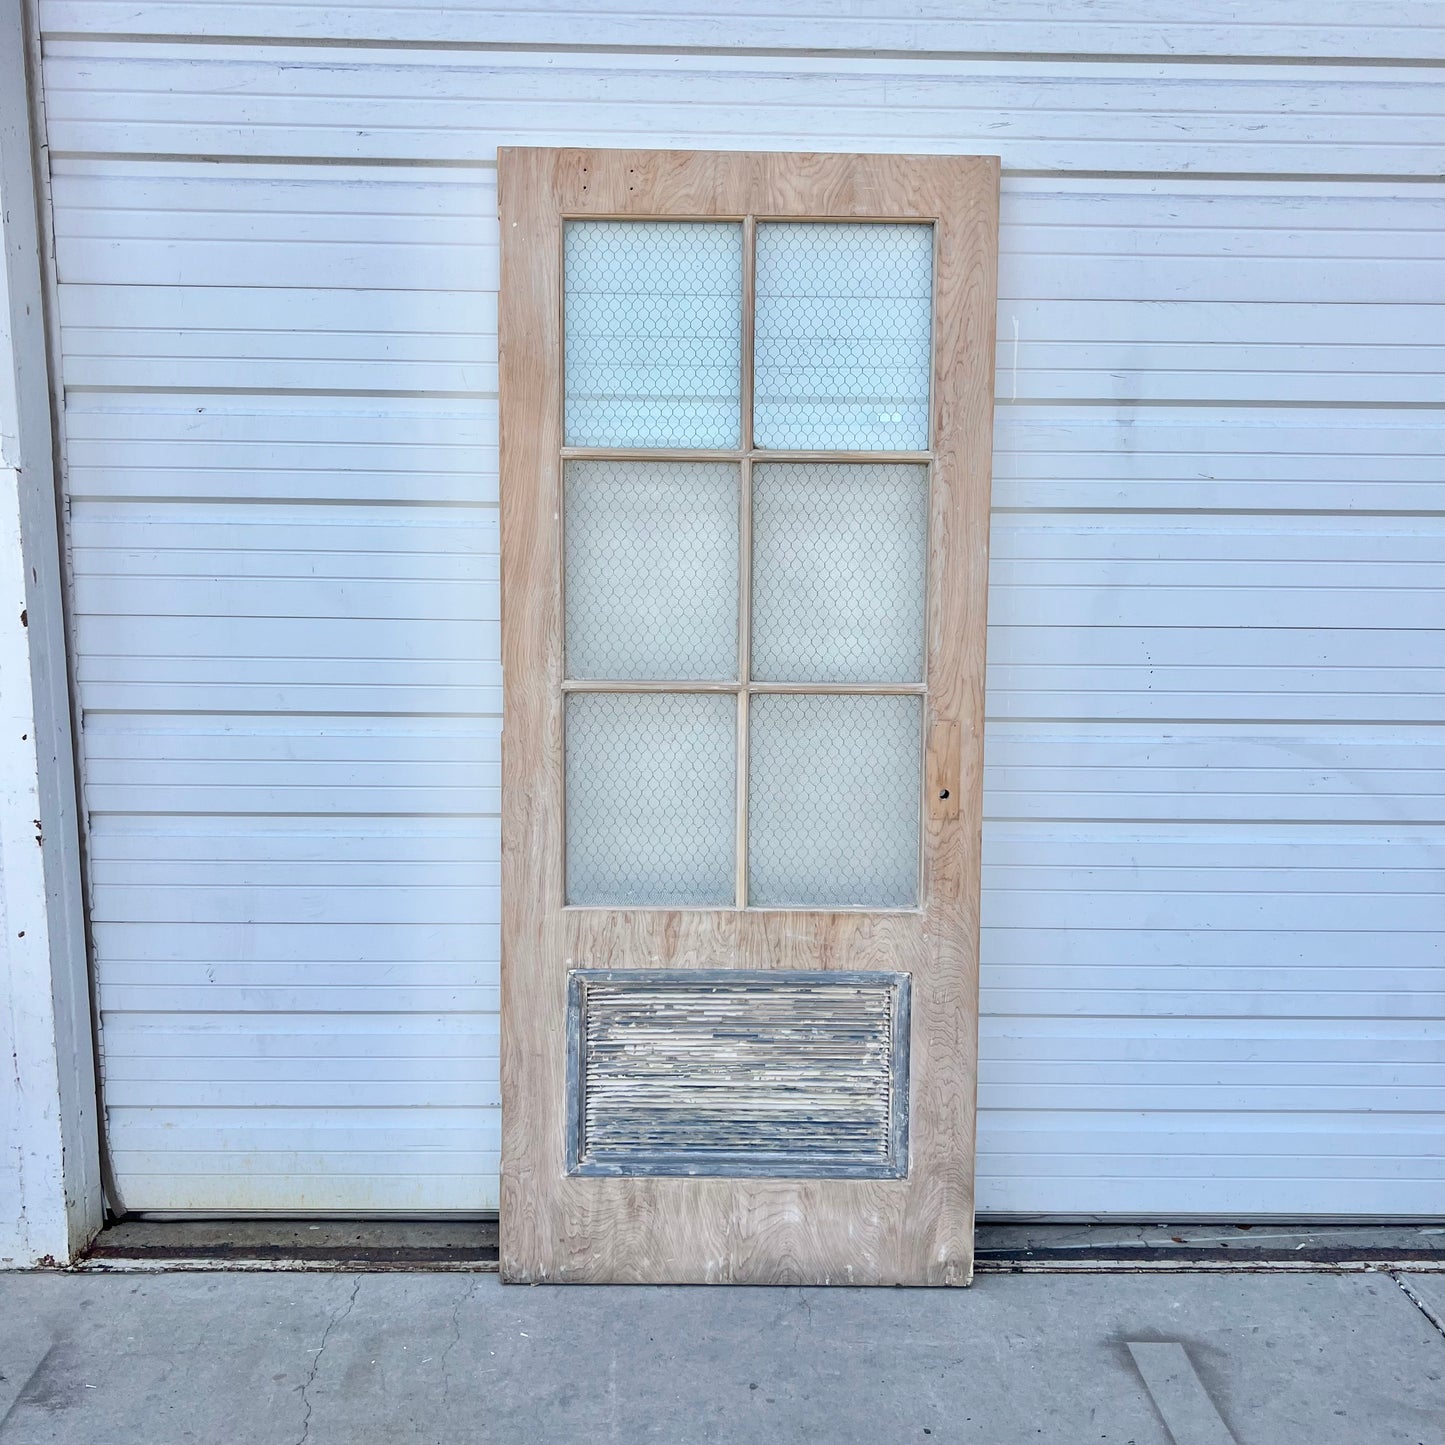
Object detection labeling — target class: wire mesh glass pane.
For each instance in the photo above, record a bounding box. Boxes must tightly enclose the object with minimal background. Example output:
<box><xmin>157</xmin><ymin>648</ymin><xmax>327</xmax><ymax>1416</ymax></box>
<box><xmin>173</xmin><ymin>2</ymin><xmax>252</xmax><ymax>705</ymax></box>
<box><xmin>565</xmin><ymin>461</ymin><xmax>738</xmax><ymax>681</ymax></box>
<box><xmin>753</xmin><ymin>222</ymin><xmax>932</xmax><ymax>452</ymax></box>
<box><xmin>748</xmin><ymin>694</ymin><xmax>921</xmax><ymax>909</ymax></box>
<box><xmin>751</xmin><ymin>462</ymin><xmax>928</xmax><ymax>684</ymax></box>
<box><xmin>567</xmin><ymin>692</ymin><xmax>736</xmax><ymax>906</ymax></box>
<box><xmin>565</xmin><ymin>221</ymin><xmax>743</xmax><ymax>448</ymax></box>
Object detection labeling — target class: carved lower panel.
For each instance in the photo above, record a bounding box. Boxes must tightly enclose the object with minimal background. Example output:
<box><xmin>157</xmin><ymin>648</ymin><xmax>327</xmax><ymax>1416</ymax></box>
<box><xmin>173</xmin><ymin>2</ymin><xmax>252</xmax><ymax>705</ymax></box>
<box><xmin>566</xmin><ymin>969</ymin><xmax>910</xmax><ymax>1178</ymax></box>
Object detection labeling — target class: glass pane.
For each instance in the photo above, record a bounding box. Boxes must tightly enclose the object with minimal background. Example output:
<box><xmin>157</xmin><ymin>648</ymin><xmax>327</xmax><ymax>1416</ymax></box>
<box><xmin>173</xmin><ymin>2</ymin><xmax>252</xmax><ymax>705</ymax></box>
<box><xmin>564</xmin><ymin>220</ymin><xmax>743</xmax><ymax>448</ymax></box>
<box><xmin>566</xmin><ymin>460</ymin><xmax>738</xmax><ymax>681</ymax></box>
<box><xmin>751</xmin><ymin>462</ymin><xmax>928</xmax><ymax>684</ymax></box>
<box><xmin>748</xmin><ymin>694</ymin><xmax>921</xmax><ymax>909</ymax></box>
<box><xmin>567</xmin><ymin>692</ymin><xmax>736</xmax><ymax>906</ymax></box>
<box><xmin>754</xmin><ymin>222</ymin><xmax>932</xmax><ymax>452</ymax></box>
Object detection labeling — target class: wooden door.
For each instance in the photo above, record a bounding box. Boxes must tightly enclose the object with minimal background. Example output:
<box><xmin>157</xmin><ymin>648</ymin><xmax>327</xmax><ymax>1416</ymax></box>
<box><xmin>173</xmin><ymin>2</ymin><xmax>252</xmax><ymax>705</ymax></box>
<box><xmin>498</xmin><ymin>149</ymin><xmax>998</xmax><ymax>1285</ymax></box>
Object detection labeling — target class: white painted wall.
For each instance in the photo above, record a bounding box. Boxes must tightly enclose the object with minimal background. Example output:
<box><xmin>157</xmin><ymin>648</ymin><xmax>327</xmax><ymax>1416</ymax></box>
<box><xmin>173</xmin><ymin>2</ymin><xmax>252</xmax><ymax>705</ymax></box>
<box><xmin>0</xmin><ymin>462</ymin><xmax>70</xmax><ymax>1267</ymax></box>
<box><xmin>0</xmin><ymin>164</ymin><xmax>51</xmax><ymax>1258</ymax></box>
<box><xmin>1</xmin><ymin>2</ymin><xmax>102</xmax><ymax>1265</ymax></box>
<box><xmin>32</xmin><ymin>2</ymin><xmax>1445</xmax><ymax>1217</ymax></box>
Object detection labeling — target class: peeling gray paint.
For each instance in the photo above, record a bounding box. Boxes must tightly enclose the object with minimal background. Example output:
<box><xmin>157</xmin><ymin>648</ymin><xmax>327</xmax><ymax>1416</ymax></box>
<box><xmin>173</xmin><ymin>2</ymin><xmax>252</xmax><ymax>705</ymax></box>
<box><xmin>566</xmin><ymin>970</ymin><xmax>910</xmax><ymax>1179</ymax></box>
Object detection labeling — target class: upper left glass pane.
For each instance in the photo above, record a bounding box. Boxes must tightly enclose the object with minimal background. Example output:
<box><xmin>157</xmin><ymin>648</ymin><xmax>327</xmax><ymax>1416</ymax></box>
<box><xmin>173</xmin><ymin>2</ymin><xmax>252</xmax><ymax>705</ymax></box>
<box><xmin>564</xmin><ymin>221</ymin><xmax>743</xmax><ymax>449</ymax></box>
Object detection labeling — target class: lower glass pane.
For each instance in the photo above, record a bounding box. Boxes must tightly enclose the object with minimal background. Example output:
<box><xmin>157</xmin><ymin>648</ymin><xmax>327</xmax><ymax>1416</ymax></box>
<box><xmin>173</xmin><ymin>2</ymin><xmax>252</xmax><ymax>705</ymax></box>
<box><xmin>748</xmin><ymin>693</ymin><xmax>921</xmax><ymax>909</ymax></box>
<box><xmin>566</xmin><ymin>692</ymin><xmax>736</xmax><ymax>907</ymax></box>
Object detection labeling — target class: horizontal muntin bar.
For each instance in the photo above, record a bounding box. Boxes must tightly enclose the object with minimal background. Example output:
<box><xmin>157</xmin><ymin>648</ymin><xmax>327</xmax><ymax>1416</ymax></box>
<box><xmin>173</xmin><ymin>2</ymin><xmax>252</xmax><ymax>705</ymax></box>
<box><xmin>561</xmin><ymin>448</ymin><xmax>932</xmax><ymax>464</ymax></box>
<box><xmin>561</xmin><ymin>679</ymin><xmax>927</xmax><ymax>694</ymax></box>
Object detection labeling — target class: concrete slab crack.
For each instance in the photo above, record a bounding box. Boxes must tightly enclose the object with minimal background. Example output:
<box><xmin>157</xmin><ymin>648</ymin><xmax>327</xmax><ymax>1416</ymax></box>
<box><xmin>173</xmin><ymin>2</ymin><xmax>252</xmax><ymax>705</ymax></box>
<box><xmin>788</xmin><ymin>1287</ymin><xmax>814</xmax><ymax>1354</ymax></box>
<box><xmin>294</xmin><ymin>1276</ymin><xmax>362</xmax><ymax>1445</ymax></box>
<box><xmin>439</xmin><ymin>1274</ymin><xmax>480</xmax><ymax>1404</ymax></box>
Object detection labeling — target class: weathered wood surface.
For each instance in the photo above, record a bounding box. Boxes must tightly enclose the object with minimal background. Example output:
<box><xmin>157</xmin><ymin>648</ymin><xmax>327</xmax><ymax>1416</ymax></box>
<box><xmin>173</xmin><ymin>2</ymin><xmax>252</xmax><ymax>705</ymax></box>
<box><xmin>499</xmin><ymin>148</ymin><xmax>997</xmax><ymax>1284</ymax></box>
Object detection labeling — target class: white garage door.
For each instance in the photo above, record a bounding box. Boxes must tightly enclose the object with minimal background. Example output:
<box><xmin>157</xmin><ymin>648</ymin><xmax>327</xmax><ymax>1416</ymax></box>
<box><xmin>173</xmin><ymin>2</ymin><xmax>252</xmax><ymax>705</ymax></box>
<box><xmin>43</xmin><ymin>6</ymin><xmax>1445</xmax><ymax>1216</ymax></box>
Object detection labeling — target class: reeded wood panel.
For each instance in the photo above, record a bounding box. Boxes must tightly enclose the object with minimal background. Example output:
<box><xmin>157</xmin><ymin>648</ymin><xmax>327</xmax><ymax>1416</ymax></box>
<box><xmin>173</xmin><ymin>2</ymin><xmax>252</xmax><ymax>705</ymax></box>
<box><xmin>499</xmin><ymin>148</ymin><xmax>998</xmax><ymax>1285</ymax></box>
<box><xmin>566</xmin><ymin>970</ymin><xmax>909</xmax><ymax>1178</ymax></box>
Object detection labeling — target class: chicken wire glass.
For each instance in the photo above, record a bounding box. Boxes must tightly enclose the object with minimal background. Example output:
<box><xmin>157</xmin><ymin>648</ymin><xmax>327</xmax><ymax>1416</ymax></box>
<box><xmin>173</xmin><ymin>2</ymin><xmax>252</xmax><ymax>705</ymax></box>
<box><xmin>565</xmin><ymin>460</ymin><xmax>738</xmax><ymax>681</ymax></box>
<box><xmin>748</xmin><ymin>694</ymin><xmax>921</xmax><ymax>909</ymax></box>
<box><xmin>564</xmin><ymin>221</ymin><xmax>743</xmax><ymax>448</ymax></box>
<box><xmin>753</xmin><ymin>222</ymin><xmax>933</xmax><ymax>452</ymax></box>
<box><xmin>567</xmin><ymin>692</ymin><xmax>736</xmax><ymax>907</ymax></box>
<box><xmin>751</xmin><ymin>462</ymin><xmax>928</xmax><ymax>684</ymax></box>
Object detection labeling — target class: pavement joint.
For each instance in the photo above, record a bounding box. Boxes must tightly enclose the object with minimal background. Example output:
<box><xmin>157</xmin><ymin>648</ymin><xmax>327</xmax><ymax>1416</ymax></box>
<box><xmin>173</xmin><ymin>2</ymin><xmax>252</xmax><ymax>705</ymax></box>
<box><xmin>1393</xmin><ymin>1272</ymin><xmax>1445</xmax><ymax>1340</ymax></box>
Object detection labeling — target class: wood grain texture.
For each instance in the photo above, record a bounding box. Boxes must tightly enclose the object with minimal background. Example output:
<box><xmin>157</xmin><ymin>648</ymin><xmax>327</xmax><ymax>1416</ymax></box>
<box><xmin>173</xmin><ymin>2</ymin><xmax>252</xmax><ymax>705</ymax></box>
<box><xmin>499</xmin><ymin>148</ymin><xmax>998</xmax><ymax>1285</ymax></box>
<box><xmin>929</xmin><ymin>721</ymin><xmax>962</xmax><ymax>821</ymax></box>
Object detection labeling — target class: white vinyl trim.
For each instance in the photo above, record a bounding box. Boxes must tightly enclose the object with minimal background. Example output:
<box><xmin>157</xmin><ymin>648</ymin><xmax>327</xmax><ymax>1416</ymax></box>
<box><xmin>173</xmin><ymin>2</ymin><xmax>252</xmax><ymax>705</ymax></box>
<box><xmin>0</xmin><ymin>0</ymin><xmax>102</xmax><ymax>1263</ymax></box>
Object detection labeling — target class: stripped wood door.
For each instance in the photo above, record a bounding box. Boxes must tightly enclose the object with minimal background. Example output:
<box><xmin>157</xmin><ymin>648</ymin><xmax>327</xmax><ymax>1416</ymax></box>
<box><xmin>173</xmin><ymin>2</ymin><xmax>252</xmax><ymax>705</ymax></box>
<box><xmin>498</xmin><ymin>149</ymin><xmax>998</xmax><ymax>1285</ymax></box>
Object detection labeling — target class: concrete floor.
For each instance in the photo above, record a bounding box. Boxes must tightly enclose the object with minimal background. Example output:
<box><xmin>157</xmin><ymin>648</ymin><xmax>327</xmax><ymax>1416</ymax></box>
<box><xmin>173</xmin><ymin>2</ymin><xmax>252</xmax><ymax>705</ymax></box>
<box><xmin>1</xmin><ymin>1270</ymin><xmax>1443</xmax><ymax>1444</ymax></box>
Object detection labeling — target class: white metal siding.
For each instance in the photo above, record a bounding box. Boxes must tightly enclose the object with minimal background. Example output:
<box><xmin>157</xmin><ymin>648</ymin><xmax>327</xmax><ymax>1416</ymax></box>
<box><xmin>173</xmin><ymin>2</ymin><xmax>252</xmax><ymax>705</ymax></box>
<box><xmin>39</xmin><ymin>4</ymin><xmax>1445</xmax><ymax>1215</ymax></box>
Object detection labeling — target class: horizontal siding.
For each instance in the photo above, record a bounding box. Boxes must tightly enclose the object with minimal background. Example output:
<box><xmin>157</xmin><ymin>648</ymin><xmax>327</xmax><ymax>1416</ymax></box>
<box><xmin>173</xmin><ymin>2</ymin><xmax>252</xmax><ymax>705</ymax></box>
<box><xmin>50</xmin><ymin>165</ymin><xmax>1445</xmax><ymax>406</ymax></box>
<box><xmin>92</xmin><ymin>812</ymin><xmax>503</xmax><ymax>1211</ymax></box>
<box><xmin>62</xmin><ymin>391</ymin><xmax>1445</xmax><ymax>514</ymax></box>
<box><xmin>41</xmin><ymin>45</ymin><xmax>1445</xmax><ymax>177</ymax></box>
<box><xmin>43</xmin><ymin>16</ymin><xmax>1445</xmax><ymax>1217</ymax></box>
<box><xmin>37</xmin><ymin>1</ymin><xmax>1445</xmax><ymax>61</ymax></box>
